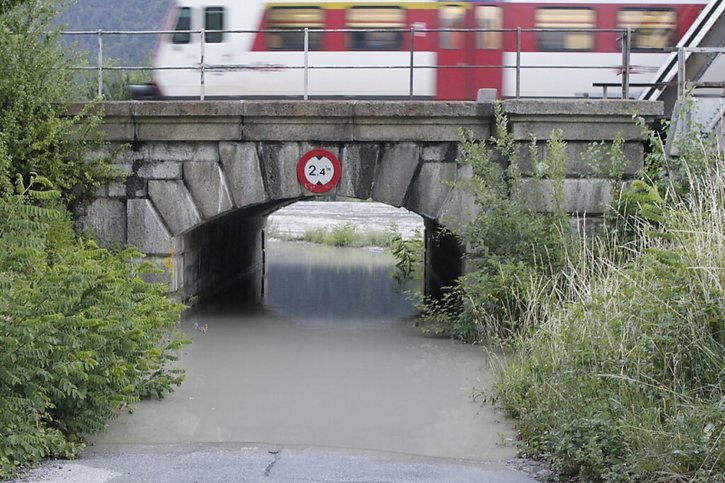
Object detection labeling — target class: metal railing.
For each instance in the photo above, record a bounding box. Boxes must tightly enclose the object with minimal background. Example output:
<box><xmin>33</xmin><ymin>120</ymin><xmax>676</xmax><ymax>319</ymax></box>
<box><xmin>677</xmin><ymin>46</ymin><xmax>725</xmax><ymax>97</ymax></box>
<box><xmin>62</xmin><ymin>27</ymin><xmax>644</xmax><ymax>100</ymax></box>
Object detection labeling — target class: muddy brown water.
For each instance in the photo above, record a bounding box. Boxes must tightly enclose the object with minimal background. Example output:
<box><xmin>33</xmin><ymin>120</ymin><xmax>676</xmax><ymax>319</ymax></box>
<box><xmin>91</xmin><ymin>224</ymin><xmax>517</xmax><ymax>462</ymax></box>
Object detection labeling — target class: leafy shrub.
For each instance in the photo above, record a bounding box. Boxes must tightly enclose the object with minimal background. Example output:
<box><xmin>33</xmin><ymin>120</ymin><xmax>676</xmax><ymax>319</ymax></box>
<box><xmin>494</xmin><ymin>110</ymin><xmax>724</xmax><ymax>481</ymax></box>
<box><xmin>0</xmin><ymin>0</ymin><xmax>110</xmax><ymax>199</ymax></box>
<box><xmin>0</xmin><ymin>178</ymin><xmax>187</xmax><ymax>478</ymax></box>
<box><xmin>390</xmin><ymin>228</ymin><xmax>423</xmax><ymax>286</ymax></box>
<box><xmin>297</xmin><ymin>222</ymin><xmax>400</xmax><ymax>249</ymax></box>
<box><xmin>417</xmin><ymin>105</ymin><xmax>577</xmax><ymax>341</ymax></box>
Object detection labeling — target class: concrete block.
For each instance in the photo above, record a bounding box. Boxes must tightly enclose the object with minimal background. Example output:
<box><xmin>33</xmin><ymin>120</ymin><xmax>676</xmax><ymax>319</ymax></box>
<box><xmin>515</xmin><ymin>141</ymin><xmax>643</xmax><ymax>177</ymax></box>
<box><xmin>421</xmin><ymin>143</ymin><xmax>457</xmax><ymax>163</ymax></box>
<box><xmin>130</xmin><ymin>102</ymin><xmax>244</xmax><ymax>142</ymax></box>
<box><xmin>436</xmin><ymin>185</ymin><xmax>478</xmax><ymax>231</ymax></box>
<box><xmin>127</xmin><ymin>199</ymin><xmax>180</xmax><ymax>255</ymax></box>
<box><xmin>242</xmin><ymin>101</ymin><xmax>354</xmax><ymax>118</ymax></box>
<box><xmin>477</xmin><ymin>89</ymin><xmax>498</xmax><ymax>102</ymax></box>
<box><xmin>259</xmin><ymin>143</ymin><xmax>303</xmax><ymax>201</ymax></box>
<box><xmin>141</xmin><ymin>142</ymin><xmax>219</xmax><ymax>163</ymax></box>
<box><xmin>148</xmin><ymin>180</ymin><xmax>202</xmax><ymax>235</ymax></box>
<box><xmin>110</xmin><ymin>162</ymin><xmax>134</xmax><ymax>178</ymax></box>
<box><xmin>242</xmin><ymin>118</ymin><xmax>354</xmax><ymax>142</ymax></box>
<box><xmin>336</xmin><ymin>143</ymin><xmax>379</xmax><ymax>199</ymax></box>
<box><xmin>83</xmin><ymin>143</ymin><xmax>138</xmax><ymax>164</ymax></box>
<box><xmin>131</xmin><ymin>101</ymin><xmax>245</xmax><ymax>118</ymax></box>
<box><xmin>106</xmin><ymin>182</ymin><xmax>127</xmax><ymax>198</ymax></box>
<box><xmin>353</xmin><ymin>119</ymin><xmax>488</xmax><ymax>142</ymax></box>
<box><xmin>519</xmin><ymin>178</ymin><xmax>614</xmax><ymax>214</ymax></box>
<box><xmin>372</xmin><ymin>143</ymin><xmax>420</xmax><ymax>207</ymax></box>
<box><xmin>185</xmin><ymin>162</ymin><xmax>234</xmax><ymax>219</ymax></box>
<box><xmin>125</xmin><ymin>175</ymin><xmax>148</xmax><ymax>198</ymax></box>
<box><xmin>136</xmin><ymin>118</ymin><xmax>242</xmax><ymax>141</ymax></box>
<box><xmin>436</xmin><ymin>165</ymin><xmax>478</xmax><ymax>230</ymax></box>
<box><xmin>220</xmin><ymin>142</ymin><xmax>268</xmax><ymax>208</ymax></box>
<box><xmin>406</xmin><ymin>162</ymin><xmax>457</xmax><ymax>219</ymax></box>
<box><xmin>503</xmin><ymin>99</ymin><xmax>663</xmax><ymax>117</ymax></box>
<box><xmin>138</xmin><ymin>161</ymin><xmax>183</xmax><ymax>180</ymax></box>
<box><xmin>142</xmin><ymin>255</ymin><xmax>183</xmax><ymax>293</ymax></box>
<box><xmin>75</xmin><ymin>198</ymin><xmax>126</xmax><ymax>247</ymax></box>
<box><xmin>510</xmin><ymin>121</ymin><xmax>644</xmax><ymax>141</ymax></box>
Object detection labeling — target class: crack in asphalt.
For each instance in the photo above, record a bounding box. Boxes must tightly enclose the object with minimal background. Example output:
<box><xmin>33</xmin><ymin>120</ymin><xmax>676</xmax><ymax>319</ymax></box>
<box><xmin>264</xmin><ymin>450</ymin><xmax>282</xmax><ymax>477</ymax></box>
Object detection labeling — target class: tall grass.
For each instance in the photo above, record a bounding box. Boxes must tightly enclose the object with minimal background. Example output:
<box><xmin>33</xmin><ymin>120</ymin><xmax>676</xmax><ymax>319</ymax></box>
<box><xmin>268</xmin><ymin>222</ymin><xmax>408</xmax><ymax>249</ymax></box>
<box><xmin>494</xmin><ymin>139</ymin><xmax>724</xmax><ymax>481</ymax></box>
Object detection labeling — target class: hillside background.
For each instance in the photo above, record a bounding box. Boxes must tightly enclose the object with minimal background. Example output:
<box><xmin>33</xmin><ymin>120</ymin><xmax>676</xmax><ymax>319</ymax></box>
<box><xmin>55</xmin><ymin>0</ymin><xmax>170</xmax><ymax>65</ymax></box>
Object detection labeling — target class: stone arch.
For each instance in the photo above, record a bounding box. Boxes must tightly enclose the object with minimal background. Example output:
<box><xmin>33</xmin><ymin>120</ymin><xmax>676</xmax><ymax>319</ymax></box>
<box><xmin>73</xmin><ymin>99</ymin><xmax>658</xmax><ymax>306</ymax></box>
<box><xmin>124</xmin><ymin>139</ymin><xmax>476</xmax><ymax>304</ymax></box>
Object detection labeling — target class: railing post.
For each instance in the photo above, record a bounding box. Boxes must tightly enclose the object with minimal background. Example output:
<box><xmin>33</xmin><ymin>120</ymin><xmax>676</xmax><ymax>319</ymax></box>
<box><xmin>200</xmin><ymin>29</ymin><xmax>206</xmax><ymax>100</ymax></box>
<box><xmin>97</xmin><ymin>29</ymin><xmax>103</xmax><ymax>99</ymax></box>
<box><xmin>516</xmin><ymin>27</ymin><xmax>521</xmax><ymax>99</ymax></box>
<box><xmin>304</xmin><ymin>28</ymin><xmax>309</xmax><ymax>100</ymax></box>
<box><xmin>677</xmin><ymin>46</ymin><xmax>686</xmax><ymax>98</ymax></box>
<box><xmin>409</xmin><ymin>27</ymin><xmax>415</xmax><ymax>99</ymax></box>
<box><xmin>621</xmin><ymin>28</ymin><xmax>631</xmax><ymax>99</ymax></box>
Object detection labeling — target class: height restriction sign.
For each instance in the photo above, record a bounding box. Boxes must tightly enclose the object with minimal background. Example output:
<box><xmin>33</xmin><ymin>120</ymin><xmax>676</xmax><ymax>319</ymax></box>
<box><xmin>297</xmin><ymin>149</ymin><xmax>341</xmax><ymax>193</ymax></box>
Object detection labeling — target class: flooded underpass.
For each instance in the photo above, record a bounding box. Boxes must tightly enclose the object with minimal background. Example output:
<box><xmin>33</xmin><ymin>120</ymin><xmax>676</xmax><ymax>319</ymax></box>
<box><xmin>85</xmin><ymin>202</ymin><xmax>522</xmax><ymax>476</ymax></box>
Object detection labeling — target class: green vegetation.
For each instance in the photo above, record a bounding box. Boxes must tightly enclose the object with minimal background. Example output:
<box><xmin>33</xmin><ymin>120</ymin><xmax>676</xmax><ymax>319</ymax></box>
<box><xmin>432</xmin><ymin>103</ymin><xmax>723</xmax><ymax>481</ymax></box>
<box><xmin>0</xmin><ymin>0</ymin><xmax>109</xmax><ymax>196</ymax></box>
<box><xmin>0</xmin><ymin>179</ymin><xmax>186</xmax><ymax>477</ymax></box>
<box><xmin>0</xmin><ymin>1</ymin><xmax>186</xmax><ymax>477</ymax></box>
<box><xmin>269</xmin><ymin>222</ymin><xmax>416</xmax><ymax>250</ymax></box>
<box><xmin>417</xmin><ymin>105</ymin><xmax>578</xmax><ymax>341</ymax></box>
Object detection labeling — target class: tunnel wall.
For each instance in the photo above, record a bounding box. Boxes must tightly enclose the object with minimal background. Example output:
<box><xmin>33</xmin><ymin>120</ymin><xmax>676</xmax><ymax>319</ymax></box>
<box><xmin>182</xmin><ymin>210</ymin><xmax>265</xmax><ymax>305</ymax></box>
<box><xmin>424</xmin><ymin>218</ymin><xmax>464</xmax><ymax>301</ymax></box>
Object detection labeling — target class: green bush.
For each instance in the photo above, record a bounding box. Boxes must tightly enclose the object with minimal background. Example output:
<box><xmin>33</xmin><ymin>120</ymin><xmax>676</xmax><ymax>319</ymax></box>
<box><xmin>494</xmin><ymin>114</ymin><xmax>724</xmax><ymax>481</ymax></box>
<box><xmin>0</xmin><ymin>0</ymin><xmax>110</xmax><ymax>199</ymax></box>
<box><xmin>0</xmin><ymin>179</ymin><xmax>186</xmax><ymax>478</ymax></box>
<box><xmin>417</xmin><ymin>105</ymin><xmax>577</xmax><ymax>341</ymax></box>
<box><xmin>0</xmin><ymin>3</ymin><xmax>186</xmax><ymax>477</ymax></box>
<box><xmin>296</xmin><ymin>223</ymin><xmax>399</xmax><ymax>249</ymax></box>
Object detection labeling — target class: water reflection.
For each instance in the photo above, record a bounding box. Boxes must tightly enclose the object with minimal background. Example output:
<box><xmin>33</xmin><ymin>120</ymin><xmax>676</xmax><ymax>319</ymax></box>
<box><xmin>265</xmin><ymin>241</ymin><xmax>418</xmax><ymax>327</ymax></box>
<box><xmin>91</xmin><ymin>241</ymin><xmax>516</xmax><ymax>462</ymax></box>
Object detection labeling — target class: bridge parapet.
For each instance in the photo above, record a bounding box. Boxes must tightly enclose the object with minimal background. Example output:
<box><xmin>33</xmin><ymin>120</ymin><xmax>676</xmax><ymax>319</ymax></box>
<box><xmin>73</xmin><ymin>99</ymin><xmax>662</xmax><ymax>302</ymax></box>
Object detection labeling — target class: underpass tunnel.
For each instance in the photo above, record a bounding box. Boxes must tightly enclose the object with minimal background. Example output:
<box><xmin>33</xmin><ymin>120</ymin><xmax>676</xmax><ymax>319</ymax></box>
<box><xmin>178</xmin><ymin>199</ymin><xmax>466</xmax><ymax>310</ymax></box>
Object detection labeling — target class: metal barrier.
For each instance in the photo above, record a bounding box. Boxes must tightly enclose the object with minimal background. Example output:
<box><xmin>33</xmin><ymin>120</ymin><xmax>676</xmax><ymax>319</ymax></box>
<box><xmin>61</xmin><ymin>27</ymin><xmax>640</xmax><ymax>100</ymax></box>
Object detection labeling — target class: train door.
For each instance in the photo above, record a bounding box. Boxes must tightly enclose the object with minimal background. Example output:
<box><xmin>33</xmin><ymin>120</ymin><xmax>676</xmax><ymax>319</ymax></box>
<box><xmin>436</xmin><ymin>3</ymin><xmax>468</xmax><ymax>100</ymax></box>
<box><xmin>467</xmin><ymin>5</ymin><xmax>504</xmax><ymax>98</ymax></box>
<box><xmin>436</xmin><ymin>3</ymin><xmax>504</xmax><ymax>100</ymax></box>
<box><xmin>202</xmin><ymin>6</ymin><xmax>236</xmax><ymax>97</ymax></box>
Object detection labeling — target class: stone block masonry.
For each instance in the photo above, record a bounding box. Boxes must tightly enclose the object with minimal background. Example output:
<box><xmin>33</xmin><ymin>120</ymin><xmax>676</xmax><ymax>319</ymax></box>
<box><xmin>72</xmin><ymin>99</ymin><xmax>663</xmax><ymax>304</ymax></box>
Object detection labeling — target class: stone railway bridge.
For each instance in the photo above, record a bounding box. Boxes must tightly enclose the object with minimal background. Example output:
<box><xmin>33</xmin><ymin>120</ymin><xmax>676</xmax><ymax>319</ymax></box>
<box><xmin>74</xmin><ymin>100</ymin><xmax>662</xmax><ymax>304</ymax></box>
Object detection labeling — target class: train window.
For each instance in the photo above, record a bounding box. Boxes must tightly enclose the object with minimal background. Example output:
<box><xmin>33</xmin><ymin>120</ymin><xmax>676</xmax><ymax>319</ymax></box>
<box><xmin>535</xmin><ymin>8</ymin><xmax>595</xmax><ymax>51</ymax></box>
<box><xmin>476</xmin><ymin>6</ymin><xmax>502</xmax><ymax>49</ymax></box>
<box><xmin>205</xmin><ymin>7</ymin><xmax>224</xmax><ymax>43</ymax></box>
<box><xmin>172</xmin><ymin>6</ymin><xmax>191</xmax><ymax>44</ymax></box>
<box><xmin>346</xmin><ymin>7</ymin><xmax>405</xmax><ymax>50</ymax></box>
<box><xmin>439</xmin><ymin>5</ymin><xmax>465</xmax><ymax>50</ymax></box>
<box><xmin>267</xmin><ymin>7</ymin><xmax>324</xmax><ymax>50</ymax></box>
<box><xmin>618</xmin><ymin>8</ymin><xmax>675</xmax><ymax>51</ymax></box>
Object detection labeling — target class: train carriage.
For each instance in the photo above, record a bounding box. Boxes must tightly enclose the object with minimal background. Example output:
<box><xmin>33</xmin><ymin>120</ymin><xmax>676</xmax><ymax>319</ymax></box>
<box><xmin>145</xmin><ymin>0</ymin><xmax>707</xmax><ymax>100</ymax></box>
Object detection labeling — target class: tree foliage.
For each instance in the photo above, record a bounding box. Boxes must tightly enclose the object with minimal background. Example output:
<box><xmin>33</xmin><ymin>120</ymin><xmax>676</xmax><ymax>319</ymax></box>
<box><xmin>0</xmin><ymin>0</ymin><xmax>110</xmax><ymax>198</ymax></box>
<box><xmin>0</xmin><ymin>180</ymin><xmax>186</xmax><ymax>478</ymax></box>
<box><xmin>0</xmin><ymin>1</ymin><xmax>187</xmax><ymax>477</ymax></box>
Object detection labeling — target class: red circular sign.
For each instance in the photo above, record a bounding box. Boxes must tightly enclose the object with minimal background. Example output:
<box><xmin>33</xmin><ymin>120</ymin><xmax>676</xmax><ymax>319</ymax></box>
<box><xmin>297</xmin><ymin>149</ymin><xmax>342</xmax><ymax>193</ymax></box>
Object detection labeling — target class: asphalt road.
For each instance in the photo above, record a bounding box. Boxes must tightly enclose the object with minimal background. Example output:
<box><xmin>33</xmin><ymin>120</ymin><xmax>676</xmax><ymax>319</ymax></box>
<box><xmin>16</xmin><ymin>443</ymin><xmax>543</xmax><ymax>483</ymax></box>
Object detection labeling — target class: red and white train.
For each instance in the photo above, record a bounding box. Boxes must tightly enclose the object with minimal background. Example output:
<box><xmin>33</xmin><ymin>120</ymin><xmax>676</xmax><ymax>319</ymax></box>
<box><xmin>141</xmin><ymin>0</ymin><xmax>707</xmax><ymax>100</ymax></box>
